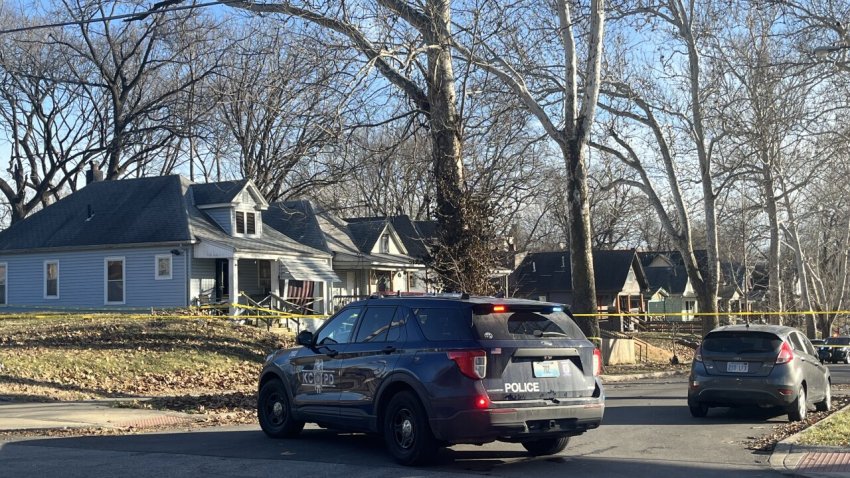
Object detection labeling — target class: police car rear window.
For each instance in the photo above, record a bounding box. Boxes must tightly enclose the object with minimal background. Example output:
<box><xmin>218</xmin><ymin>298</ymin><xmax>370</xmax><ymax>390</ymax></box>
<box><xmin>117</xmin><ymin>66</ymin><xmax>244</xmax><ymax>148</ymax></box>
<box><xmin>473</xmin><ymin>311</ymin><xmax>584</xmax><ymax>340</ymax></box>
<box><xmin>825</xmin><ymin>337</ymin><xmax>850</xmax><ymax>346</ymax></box>
<box><xmin>413</xmin><ymin>308</ymin><xmax>474</xmax><ymax>341</ymax></box>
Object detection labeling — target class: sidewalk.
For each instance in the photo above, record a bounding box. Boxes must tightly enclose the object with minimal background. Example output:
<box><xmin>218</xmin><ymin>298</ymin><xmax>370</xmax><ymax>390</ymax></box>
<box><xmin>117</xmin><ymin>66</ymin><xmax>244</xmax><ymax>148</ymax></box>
<box><xmin>0</xmin><ymin>399</ymin><xmax>195</xmax><ymax>433</ymax></box>
<box><xmin>770</xmin><ymin>403</ymin><xmax>850</xmax><ymax>478</ymax></box>
<box><xmin>602</xmin><ymin>369</ymin><xmax>688</xmax><ymax>382</ymax></box>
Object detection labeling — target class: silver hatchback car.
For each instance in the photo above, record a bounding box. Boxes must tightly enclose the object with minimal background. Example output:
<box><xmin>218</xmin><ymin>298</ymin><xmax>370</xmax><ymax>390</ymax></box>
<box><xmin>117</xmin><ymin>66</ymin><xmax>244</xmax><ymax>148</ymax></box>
<box><xmin>688</xmin><ymin>324</ymin><xmax>831</xmax><ymax>421</ymax></box>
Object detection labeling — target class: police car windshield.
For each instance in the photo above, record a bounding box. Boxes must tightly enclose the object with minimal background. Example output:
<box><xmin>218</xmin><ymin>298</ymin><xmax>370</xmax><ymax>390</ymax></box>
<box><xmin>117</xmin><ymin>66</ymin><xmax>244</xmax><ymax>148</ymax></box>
<box><xmin>473</xmin><ymin>311</ymin><xmax>584</xmax><ymax>340</ymax></box>
<box><xmin>825</xmin><ymin>337</ymin><xmax>850</xmax><ymax>345</ymax></box>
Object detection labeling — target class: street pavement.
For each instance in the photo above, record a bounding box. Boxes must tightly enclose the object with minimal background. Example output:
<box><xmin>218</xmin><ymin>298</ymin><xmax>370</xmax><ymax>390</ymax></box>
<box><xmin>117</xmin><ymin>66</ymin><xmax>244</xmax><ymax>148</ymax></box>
<box><xmin>0</xmin><ymin>366</ymin><xmax>850</xmax><ymax>478</ymax></box>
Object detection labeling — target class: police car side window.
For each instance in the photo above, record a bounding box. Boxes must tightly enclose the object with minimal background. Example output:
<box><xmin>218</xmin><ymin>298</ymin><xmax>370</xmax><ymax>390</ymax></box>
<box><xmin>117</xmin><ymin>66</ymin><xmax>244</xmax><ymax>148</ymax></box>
<box><xmin>316</xmin><ymin>307</ymin><xmax>361</xmax><ymax>345</ymax></box>
<box><xmin>354</xmin><ymin>307</ymin><xmax>397</xmax><ymax>343</ymax></box>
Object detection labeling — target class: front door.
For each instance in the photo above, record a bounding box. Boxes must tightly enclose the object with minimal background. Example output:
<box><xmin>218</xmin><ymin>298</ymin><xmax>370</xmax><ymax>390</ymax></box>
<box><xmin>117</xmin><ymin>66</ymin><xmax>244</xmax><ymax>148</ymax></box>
<box><xmin>214</xmin><ymin>259</ymin><xmax>229</xmax><ymax>302</ymax></box>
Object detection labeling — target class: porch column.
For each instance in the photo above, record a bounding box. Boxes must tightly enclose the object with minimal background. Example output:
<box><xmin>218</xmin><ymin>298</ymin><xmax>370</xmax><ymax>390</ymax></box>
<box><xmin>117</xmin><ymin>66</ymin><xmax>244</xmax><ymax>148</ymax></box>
<box><xmin>324</xmin><ymin>281</ymin><xmax>331</xmax><ymax>315</ymax></box>
<box><xmin>228</xmin><ymin>258</ymin><xmax>239</xmax><ymax>316</ymax></box>
<box><xmin>270</xmin><ymin>260</ymin><xmax>280</xmax><ymax>297</ymax></box>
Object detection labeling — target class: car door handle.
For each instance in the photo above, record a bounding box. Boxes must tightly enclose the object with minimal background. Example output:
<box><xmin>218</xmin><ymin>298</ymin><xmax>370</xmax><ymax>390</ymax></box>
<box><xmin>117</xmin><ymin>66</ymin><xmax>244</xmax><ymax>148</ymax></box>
<box><xmin>382</xmin><ymin>346</ymin><xmax>397</xmax><ymax>354</ymax></box>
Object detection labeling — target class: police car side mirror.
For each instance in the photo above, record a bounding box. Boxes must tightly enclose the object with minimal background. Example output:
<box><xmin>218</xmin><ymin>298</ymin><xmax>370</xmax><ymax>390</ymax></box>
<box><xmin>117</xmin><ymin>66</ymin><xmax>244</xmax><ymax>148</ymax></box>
<box><xmin>296</xmin><ymin>330</ymin><xmax>314</xmax><ymax>347</ymax></box>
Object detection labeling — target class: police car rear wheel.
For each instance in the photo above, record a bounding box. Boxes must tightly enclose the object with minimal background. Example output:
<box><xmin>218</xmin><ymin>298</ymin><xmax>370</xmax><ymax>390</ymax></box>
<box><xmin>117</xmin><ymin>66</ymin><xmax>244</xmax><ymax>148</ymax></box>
<box><xmin>383</xmin><ymin>391</ymin><xmax>438</xmax><ymax>466</ymax></box>
<box><xmin>521</xmin><ymin>436</ymin><xmax>570</xmax><ymax>456</ymax></box>
<box><xmin>258</xmin><ymin>379</ymin><xmax>304</xmax><ymax>438</ymax></box>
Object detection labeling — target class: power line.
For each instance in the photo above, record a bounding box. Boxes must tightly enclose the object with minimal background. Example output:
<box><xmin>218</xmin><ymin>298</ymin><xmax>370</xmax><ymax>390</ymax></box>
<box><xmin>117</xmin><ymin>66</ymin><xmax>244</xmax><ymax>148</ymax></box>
<box><xmin>0</xmin><ymin>0</ymin><xmax>241</xmax><ymax>36</ymax></box>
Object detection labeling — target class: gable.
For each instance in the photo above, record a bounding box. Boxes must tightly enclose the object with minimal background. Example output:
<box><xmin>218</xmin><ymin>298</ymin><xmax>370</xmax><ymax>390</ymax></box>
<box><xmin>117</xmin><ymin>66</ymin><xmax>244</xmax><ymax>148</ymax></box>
<box><xmin>369</xmin><ymin>224</ymin><xmax>408</xmax><ymax>255</ymax></box>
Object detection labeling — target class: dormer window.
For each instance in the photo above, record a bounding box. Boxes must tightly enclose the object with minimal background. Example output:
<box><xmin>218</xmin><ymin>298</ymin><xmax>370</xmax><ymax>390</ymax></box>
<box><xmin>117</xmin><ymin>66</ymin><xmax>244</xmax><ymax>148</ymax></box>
<box><xmin>235</xmin><ymin>211</ymin><xmax>258</xmax><ymax>235</ymax></box>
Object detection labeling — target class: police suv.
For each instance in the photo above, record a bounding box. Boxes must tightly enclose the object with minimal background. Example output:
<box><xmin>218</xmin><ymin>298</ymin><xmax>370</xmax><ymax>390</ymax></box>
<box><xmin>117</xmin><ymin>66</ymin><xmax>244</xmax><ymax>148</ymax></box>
<box><xmin>257</xmin><ymin>295</ymin><xmax>605</xmax><ymax>465</ymax></box>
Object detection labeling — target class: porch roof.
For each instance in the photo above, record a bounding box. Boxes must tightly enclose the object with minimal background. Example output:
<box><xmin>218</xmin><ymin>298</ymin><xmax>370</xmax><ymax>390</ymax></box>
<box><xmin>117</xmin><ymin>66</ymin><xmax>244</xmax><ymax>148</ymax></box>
<box><xmin>279</xmin><ymin>257</ymin><xmax>341</xmax><ymax>283</ymax></box>
<box><xmin>333</xmin><ymin>251</ymin><xmax>424</xmax><ymax>269</ymax></box>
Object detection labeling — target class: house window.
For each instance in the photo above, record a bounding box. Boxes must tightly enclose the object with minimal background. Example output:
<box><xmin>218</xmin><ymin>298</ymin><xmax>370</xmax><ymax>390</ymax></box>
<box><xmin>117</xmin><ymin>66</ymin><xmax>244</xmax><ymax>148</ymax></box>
<box><xmin>246</xmin><ymin>212</ymin><xmax>256</xmax><ymax>235</ymax></box>
<box><xmin>155</xmin><ymin>255</ymin><xmax>172</xmax><ymax>280</ymax></box>
<box><xmin>380</xmin><ymin>234</ymin><xmax>390</xmax><ymax>253</ymax></box>
<box><xmin>44</xmin><ymin>261</ymin><xmax>59</xmax><ymax>299</ymax></box>
<box><xmin>105</xmin><ymin>257</ymin><xmax>125</xmax><ymax>304</ymax></box>
<box><xmin>0</xmin><ymin>263</ymin><xmax>6</xmax><ymax>305</ymax></box>
<box><xmin>235</xmin><ymin>211</ymin><xmax>257</xmax><ymax>235</ymax></box>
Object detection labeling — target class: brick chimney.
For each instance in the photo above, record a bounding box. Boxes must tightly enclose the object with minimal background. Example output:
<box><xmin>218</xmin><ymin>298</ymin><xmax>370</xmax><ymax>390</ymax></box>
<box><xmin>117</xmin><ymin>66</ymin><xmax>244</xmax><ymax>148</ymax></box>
<box><xmin>85</xmin><ymin>163</ymin><xmax>104</xmax><ymax>185</ymax></box>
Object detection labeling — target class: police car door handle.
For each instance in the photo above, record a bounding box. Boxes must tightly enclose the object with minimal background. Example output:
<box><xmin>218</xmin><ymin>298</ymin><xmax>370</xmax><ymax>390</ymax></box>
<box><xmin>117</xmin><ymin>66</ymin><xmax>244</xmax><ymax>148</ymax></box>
<box><xmin>382</xmin><ymin>346</ymin><xmax>397</xmax><ymax>354</ymax></box>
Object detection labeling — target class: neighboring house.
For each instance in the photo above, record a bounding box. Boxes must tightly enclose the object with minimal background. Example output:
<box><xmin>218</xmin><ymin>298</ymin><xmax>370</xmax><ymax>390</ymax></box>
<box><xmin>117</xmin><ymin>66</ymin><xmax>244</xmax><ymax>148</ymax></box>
<box><xmin>0</xmin><ymin>173</ymin><xmax>337</xmax><ymax>313</ymax></box>
<box><xmin>264</xmin><ymin>201</ymin><xmax>430</xmax><ymax>311</ymax></box>
<box><xmin>510</xmin><ymin>249</ymin><xmax>648</xmax><ymax>320</ymax></box>
<box><xmin>640</xmin><ymin>252</ymin><xmax>698</xmax><ymax>322</ymax></box>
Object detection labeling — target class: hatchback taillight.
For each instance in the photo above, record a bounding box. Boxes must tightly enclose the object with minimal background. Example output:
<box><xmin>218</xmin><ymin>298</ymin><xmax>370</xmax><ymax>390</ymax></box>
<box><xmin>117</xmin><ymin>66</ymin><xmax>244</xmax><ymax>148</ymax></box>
<box><xmin>593</xmin><ymin>348</ymin><xmax>603</xmax><ymax>376</ymax></box>
<box><xmin>448</xmin><ymin>350</ymin><xmax>487</xmax><ymax>379</ymax></box>
<box><xmin>776</xmin><ymin>341</ymin><xmax>794</xmax><ymax>364</ymax></box>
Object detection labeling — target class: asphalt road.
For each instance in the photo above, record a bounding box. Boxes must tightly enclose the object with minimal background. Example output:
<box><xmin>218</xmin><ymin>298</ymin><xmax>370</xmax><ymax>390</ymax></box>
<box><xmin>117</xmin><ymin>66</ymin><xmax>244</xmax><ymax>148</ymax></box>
<box><xmin>1</xmin><ymin>364</ymin><xmax>848</xmax><ymax>478</ymax></box>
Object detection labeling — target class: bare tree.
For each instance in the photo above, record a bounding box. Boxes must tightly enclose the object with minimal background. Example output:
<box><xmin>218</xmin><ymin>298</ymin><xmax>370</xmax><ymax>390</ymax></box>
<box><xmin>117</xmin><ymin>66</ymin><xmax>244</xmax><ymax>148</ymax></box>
<box><xmin>0</xmin><ymin>8</ymin><xmax>99</xmax><ymax>223</ymax></box>
<box><xmin>225</xmin><ymin>0</ymin><xmax>490</xmax><ymax>293</ymax></box>
<box><xmin>55</xmin><ymin>0</ymin><xmax>220</xmax><ymax>180</ymax></box>
<box><xmin>450</xmin><ymin>0</ymin><xmax>606</xmax><ymax>335</ymax></box>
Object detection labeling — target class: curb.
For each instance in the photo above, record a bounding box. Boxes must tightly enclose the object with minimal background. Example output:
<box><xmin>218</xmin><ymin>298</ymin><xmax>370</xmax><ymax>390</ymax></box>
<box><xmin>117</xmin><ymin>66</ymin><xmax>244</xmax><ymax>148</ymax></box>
<box><xmin>601</xmin><ymin>370</ymin><xmax>687</xmax><ymax>383</ymax></box>
<box><xmin>769</xmin><ymin>402</ymin><xmax>850</xmax><ymax>477</ymax></box>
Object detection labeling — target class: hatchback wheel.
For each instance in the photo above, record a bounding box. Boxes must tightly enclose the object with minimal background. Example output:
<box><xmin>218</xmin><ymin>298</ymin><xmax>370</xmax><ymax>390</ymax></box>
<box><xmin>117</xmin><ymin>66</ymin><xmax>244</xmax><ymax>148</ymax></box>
<box><xmin>788</xmin><ymin>386</ymin><xmax>807</xmax><ymax>422</ymax></box>
<box><xmin>258</xmin><ymin>379</ymin><xmax>304</xmax><ymax>438</ymax></box>
<box><xmin>689</xmin><ymin>402</ymin><xmax>709</xmax><ymax>418</ymax></box>
<box><xmin>815</xmin><ymin>383</ymin><xmax>832</xmax><ymax>412</ymax></box>
<box><xmin>383</xmin><ymin>391</ymin><xmax>438</xmax><ymax>466</ymax></box>
<box><xmin>521</xmin><ymin>436</ymin><xmax>570</xmax><ymax>456</ymax></box>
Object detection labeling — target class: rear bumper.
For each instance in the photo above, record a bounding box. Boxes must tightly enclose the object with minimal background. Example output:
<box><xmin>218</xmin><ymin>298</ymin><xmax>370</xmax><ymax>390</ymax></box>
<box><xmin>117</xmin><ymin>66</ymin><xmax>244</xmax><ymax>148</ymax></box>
<box><xmin>688</xmin><ymin>369</ymin><xmax>797</xmax><ymax>408</ymax></box>
<box><xmin>429</xmin><ymin>398</ymin><xmax>605</xmax><ymax>444</ymax></box>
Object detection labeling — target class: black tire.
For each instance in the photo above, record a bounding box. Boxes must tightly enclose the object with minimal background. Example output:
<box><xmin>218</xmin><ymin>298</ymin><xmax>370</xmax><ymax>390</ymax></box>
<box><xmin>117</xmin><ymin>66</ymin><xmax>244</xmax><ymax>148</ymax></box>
<box><xmin>788</xmin><ymin>386</ymin><xmax>807</xmax><ymax>422</ymax></box>
<box><xmin>382</xmin><ymin>391</ymin><xmax>438</xmax><ymax>466</ymax></box>
<box><xmin>258</xmin><ymin>379</ymin><xmax>304</xmax><ymax>438</ymax></box>
<box><xmin>689</xmin><ymin>402</ymin><xmax>709</xmax><ymax>418</ymax></box>
<box><xmin>521</xmin><ymin>436</ymin><xmax>570</xmax><ymax>456</ymax></box>
<box><xmin>815</xmin><ymin>382</ymin><xmax>832</xmax><ymax>412</ymax></box>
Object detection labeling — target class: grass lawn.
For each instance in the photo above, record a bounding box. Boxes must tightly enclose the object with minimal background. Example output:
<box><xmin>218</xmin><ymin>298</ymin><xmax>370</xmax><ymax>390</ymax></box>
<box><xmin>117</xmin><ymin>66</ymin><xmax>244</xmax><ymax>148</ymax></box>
<box><xmin>798</xmin><ymin>407</ymin><xmax>850</xmax><ymax>447</ymax></box>
<box><xmin>0</xmin><ymin>315</ymin><xmax>290</xmax><ymax>405</ymax></box>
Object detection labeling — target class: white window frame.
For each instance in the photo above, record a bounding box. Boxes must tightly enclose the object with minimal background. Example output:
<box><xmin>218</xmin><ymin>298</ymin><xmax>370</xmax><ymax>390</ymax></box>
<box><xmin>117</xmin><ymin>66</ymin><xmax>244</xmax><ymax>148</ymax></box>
<box><xmin>104</xmin><ymin>257</ymin><xmax>126</xmax><ymax>305</ymax></box>
<box><xmin>235</xmin><ymin>210</ymin><xmax>246</xmax><ymax>234</ymax></box>
<box><xmin>44</xmin><ymin>260</ymin><xmax>59</xmax><ymax>299</ymax></box>
<box><xmin>380</xmin><ymin>234</ymin><xmax>390</xmax><ymax>254</ymax></box>
<box><xmin>0</xmin><ymin>262</ymin><xmax>7</xmax><ymax>306</ymax></box>
<box><xmin>155</xmin><ymin>254</ymin><xmax>173</xmax><ymax>280</ymax></box>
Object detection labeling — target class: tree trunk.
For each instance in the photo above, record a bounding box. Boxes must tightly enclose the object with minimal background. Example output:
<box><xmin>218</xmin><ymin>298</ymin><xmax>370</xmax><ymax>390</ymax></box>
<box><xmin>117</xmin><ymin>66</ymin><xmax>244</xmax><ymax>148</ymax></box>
<box><xmin>763</xmin><ymin>170</ymin><xmax>783</xmax><ymax>325</ymax></box>
<box><xmin>563</xmin><ymin>140</ymin><xmax>598</xmax><ymax>339</ymax></box>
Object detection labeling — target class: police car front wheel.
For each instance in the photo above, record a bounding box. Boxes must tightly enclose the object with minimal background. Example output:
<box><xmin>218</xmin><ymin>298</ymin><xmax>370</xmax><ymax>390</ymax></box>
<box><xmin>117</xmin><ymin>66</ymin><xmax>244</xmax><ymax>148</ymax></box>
<box><xmin>258</xmin><ymin>379</ymin><xmax>304</xmax><ymax>438</ymax></box>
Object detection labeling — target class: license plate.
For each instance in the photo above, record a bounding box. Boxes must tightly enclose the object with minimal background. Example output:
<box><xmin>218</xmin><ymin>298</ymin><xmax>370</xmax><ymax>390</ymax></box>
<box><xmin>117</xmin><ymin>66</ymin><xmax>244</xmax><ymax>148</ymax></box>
<box><xmin>727</xmin><ymin>362</ymin><xmax>748</xmax><ymax>373</ymax></box>
<box><xmin>533</xmin><ymin>360</ymin><xmax>561</xmax><ymax>378</ymax></box>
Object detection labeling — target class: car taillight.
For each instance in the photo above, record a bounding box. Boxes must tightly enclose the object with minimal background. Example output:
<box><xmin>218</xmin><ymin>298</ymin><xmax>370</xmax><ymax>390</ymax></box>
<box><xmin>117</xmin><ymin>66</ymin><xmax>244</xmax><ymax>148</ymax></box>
<box><xmin>448</xmin><ymin>350</ymin><xmax>487</xmax><ymax>379</ymax></box>
<box><xmin>592</xmin><ymin>348</ymin><xmax>603</xmax><ymax>376</ymax></box>
<box><xmin>695</xmin><ymin>345</ymin><xmax>703</xmax><ymax>362</ymax></box>
<box><xmin>776</xmin><ymin>341</ymin><xmax>794</xmax><ymax>364</ymax></box>
<box><xmin>475</xmin><ymin>395</ymin><xmax>491</xmax><ymax>409</ymax></box>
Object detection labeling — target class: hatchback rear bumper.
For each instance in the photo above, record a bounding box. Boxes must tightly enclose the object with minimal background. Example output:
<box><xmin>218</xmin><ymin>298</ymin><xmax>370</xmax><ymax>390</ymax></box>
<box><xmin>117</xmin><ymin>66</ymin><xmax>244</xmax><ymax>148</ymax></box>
<box><xmin>687</xmin><ymin>374</ymin><xmax>797</xmax><ymax>408</ymax></box>
<box><xmin>429</xmin><ymin>398</ymin><xmax>604</xmax><ymax>444</ymax></box>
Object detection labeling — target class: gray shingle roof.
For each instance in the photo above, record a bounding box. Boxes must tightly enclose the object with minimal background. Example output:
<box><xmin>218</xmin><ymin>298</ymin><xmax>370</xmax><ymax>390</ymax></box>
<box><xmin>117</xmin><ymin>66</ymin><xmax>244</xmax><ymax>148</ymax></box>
<box><xmin>0</xmin><ymin>176</ymin><xmax>327</xmax><ymax>257</ymax></box>
<box><xmin>346</xmin><ymin>220</ymin><xmax>387</xmax><ymax>253</ymax></box>
<box><xmin>0</xmin><ymin>175</ymin><xmax>192</xmax><ymax>251</ymax></box>
<box><xmin>191</xmin><ymin>179</ymin><xmax>249</xmax><ymax>206</ymax></box>
<box><xmin>346</xmin><ymin>216</ymin><xmax>432</xmax><ymax>260</ymax></box>
<box><xmin>644</xmin><ymin>266</ymin><xmax>689</xmax><ymax>294</ymax></box>
<box><xmin>511</xmin><ymin>250</ymin><xmax>646</xmax><ymax>296</ymax></box>
<box><xmin>264</xmin><ymin>200</ymin><xmax>330</xmax><ymax>253</ymax></box>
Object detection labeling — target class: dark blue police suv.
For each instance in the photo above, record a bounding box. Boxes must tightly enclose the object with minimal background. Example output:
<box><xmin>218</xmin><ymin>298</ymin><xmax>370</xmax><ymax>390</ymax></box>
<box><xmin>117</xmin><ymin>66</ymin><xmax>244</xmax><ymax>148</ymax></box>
<box><xmin>257</xmin><ymin>295</ymin><xmax>605</xmax><ymax>465</ymax></box>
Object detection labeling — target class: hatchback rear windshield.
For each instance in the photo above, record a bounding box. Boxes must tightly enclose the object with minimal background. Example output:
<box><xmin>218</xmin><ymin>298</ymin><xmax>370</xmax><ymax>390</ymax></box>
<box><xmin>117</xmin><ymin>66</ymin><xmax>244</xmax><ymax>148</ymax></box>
<box><xmin>824</xmin><ymin>337</ymin><xmax>850</xmax><ymax>346</ymax></box>
<box><xmin>702</xmin><ymin>331</ymin><xmax>781</xmax><ymax>354</ymax></box>
<box><xmin>473</xmin><ymin>311</ymin><xmax>585</xmax><ymax>340</ymax></box>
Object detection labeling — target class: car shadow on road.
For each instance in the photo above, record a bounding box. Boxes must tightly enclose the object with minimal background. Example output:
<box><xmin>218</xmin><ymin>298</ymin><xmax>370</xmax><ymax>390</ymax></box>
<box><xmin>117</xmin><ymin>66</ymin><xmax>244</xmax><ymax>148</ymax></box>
<box><xmin>603</xmin><ymin>404</ymin><xmax>786</xmax><ymax>426</ymax></box>
<box><xmin>2</xmin><ymin>427</ymin><xmax>781</xmax><ymax>477</ymax></box>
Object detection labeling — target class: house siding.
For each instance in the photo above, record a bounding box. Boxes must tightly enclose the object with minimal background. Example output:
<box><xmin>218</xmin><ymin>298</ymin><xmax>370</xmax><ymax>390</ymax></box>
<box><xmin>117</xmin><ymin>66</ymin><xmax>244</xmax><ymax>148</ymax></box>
<box><xmin>238</xmin><ymin>259</ymin><xmax>263</xmax><ymax>296</ymax></box>
<box><xmin>205</xmin><ymin>208</ymin><xmax>232</xmax><ymax>234</ymax></box>
<box><xmin>1</xmin><ymin>247</ymin><xmax>187</xmax><ymax>308</ymax></box>
<box><xmin>191</xmin><ymin>257</ymin><xmax>216</xmax><ymax>301</ymax></box>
